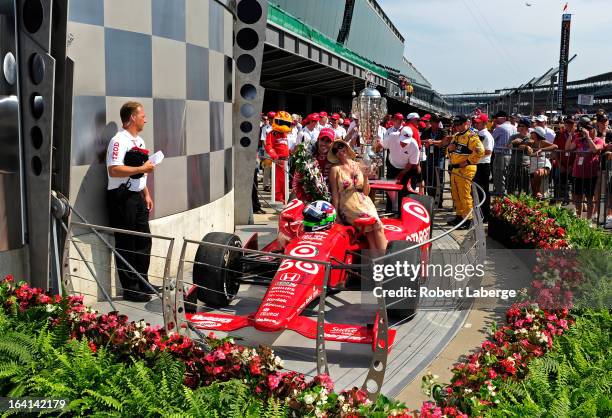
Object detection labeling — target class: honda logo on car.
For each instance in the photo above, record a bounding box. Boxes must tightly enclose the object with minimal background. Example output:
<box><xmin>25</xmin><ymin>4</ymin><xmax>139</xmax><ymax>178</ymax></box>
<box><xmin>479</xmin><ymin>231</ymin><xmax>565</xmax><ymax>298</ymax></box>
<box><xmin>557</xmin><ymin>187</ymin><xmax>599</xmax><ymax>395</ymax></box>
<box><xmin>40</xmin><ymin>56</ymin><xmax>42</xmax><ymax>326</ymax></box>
<box><xmin>280</xmin><ymin>272</ymin><xmax>301</xmax><ymax>282</ymax></box>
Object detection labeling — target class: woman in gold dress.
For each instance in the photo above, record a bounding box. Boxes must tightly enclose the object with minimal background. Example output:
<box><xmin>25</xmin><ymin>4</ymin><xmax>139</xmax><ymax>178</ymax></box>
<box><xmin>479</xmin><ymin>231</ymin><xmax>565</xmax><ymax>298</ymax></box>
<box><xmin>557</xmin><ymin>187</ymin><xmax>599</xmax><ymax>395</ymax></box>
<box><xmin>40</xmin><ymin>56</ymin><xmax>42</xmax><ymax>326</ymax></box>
<box><xmin>328</xmin><ymin>140</ymin><xmax>387</xmax><ymax>252</ymax></box>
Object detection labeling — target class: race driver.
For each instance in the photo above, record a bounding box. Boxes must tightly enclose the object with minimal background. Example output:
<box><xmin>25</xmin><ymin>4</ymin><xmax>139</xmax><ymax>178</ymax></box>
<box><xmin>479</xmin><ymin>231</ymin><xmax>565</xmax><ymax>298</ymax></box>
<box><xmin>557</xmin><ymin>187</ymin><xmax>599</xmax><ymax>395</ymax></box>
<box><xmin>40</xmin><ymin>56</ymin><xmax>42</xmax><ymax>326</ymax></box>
<box><xmin>447</xmin><ymin>114</ymin><xmax>485</xmax><ymax>228</ymax></box>
<box><xmin>265</xmin><ymin>111</ymin><xmax>292</xmax><ymax>202</ymax></box>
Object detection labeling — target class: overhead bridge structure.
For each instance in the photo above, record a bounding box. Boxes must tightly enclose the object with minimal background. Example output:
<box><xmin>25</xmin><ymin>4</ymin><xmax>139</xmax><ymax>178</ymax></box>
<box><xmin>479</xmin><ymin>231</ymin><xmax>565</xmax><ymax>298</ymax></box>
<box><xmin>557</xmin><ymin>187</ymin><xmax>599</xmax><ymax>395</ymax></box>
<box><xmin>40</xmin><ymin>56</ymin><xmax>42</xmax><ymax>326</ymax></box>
<box><xmin>261</xmin><ymin>1</ymin><xmax>450</xmax><ymax>116</ymax></box>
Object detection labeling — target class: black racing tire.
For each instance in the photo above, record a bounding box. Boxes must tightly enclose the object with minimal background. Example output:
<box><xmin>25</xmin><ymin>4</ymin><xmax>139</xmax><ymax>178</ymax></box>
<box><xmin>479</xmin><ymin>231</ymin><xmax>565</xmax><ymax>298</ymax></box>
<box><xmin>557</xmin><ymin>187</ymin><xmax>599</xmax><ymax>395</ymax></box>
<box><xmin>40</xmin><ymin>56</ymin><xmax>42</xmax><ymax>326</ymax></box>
<box><xmin>380</xmin><ymin>240</ymin><xmax>420</xmax><ymax>320</ymax></box>
<box><xmin>404</xmin><ymin>194</ymin><xmax>435</xmax><ymax>232</ymax></box>
<box><xmin>193</xmin><ymin>232</ymin><xmax>243</xmax><ymax>308</ymax></box>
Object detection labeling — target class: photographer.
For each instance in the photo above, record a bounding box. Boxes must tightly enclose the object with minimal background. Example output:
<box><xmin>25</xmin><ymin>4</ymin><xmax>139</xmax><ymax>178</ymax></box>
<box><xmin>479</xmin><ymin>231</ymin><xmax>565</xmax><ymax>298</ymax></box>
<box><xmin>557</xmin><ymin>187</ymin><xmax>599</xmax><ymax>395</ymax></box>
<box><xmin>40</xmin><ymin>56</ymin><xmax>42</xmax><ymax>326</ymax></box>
<box><xmin>565</xmin><ymin>117</ymin><xmax>604</xmax><ymax>220</ymax></box>
<box><xmin>106</xmin><ymin>102</ymin><xmax>158</xmax><ymax>302</ymax></box>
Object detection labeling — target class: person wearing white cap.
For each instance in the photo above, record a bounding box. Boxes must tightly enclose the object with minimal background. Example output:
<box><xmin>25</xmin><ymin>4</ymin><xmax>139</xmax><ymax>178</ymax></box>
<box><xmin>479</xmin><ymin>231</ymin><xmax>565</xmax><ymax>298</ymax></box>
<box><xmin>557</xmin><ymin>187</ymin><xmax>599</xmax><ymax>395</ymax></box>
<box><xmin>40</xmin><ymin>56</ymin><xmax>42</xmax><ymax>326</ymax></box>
<box><xmin>534</xmin><ymin>115</ymin><xmax>556</xmax><ymax>142</ymax></box>
<box><xmin>405</xmin><ymin>112</ymin><xmax>422</xmax><ymax>147</ymax></box>
<box><xmin>527</xmin><ymin>126</ymin><xmax>557</xmax><ymax>198</ymax></box>
<box><xmin>383</xmin><ymin>126</ymin><xmax>421</xmax><ymax>208</ymax></box>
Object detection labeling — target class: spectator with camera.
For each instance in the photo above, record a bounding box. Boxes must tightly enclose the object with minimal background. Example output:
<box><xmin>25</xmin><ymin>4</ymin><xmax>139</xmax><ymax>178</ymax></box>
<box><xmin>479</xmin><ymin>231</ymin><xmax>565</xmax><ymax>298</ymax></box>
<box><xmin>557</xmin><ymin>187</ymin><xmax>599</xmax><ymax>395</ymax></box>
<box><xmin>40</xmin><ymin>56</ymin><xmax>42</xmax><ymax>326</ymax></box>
<box><xmin>552</xmin><ymin>116</ymin><xmax>577</xmax><ymax>204</ymax></box>
<box><xmin>566</xmin><ymin>117</ymin><xmax>604</xmax><ymax>220</ymax></box>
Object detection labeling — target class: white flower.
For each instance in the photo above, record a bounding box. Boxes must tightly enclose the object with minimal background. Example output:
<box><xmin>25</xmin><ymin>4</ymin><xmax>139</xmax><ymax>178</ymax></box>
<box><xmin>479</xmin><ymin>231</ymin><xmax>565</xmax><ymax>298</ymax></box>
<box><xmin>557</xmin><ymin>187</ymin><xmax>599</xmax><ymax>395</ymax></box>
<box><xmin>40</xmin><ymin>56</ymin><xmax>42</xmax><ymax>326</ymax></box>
<box><xmin>133</xmin><ymin>331</ymin><xmax>141</xmax><ymax>339</ymax></box>
<box><xmin>341</xmin><ymin>403</ymin><xmax>350</xmax><ymax>412</ymax></box>
<box><xmin>304</xmin><ymin>394</ymin><xmax>315</xmax><ymax>405</ymax></box>
<box><xmin>274</xmin><ymin>355</ymin><xmax>284</xmax><ymax>367</ymax></box>
<box><xmin>45</xmin><ymin>304</ymin><xmax>56</xmax><ymax>313</ymax></box>
<box><xmin>337</xmin><ymin>395</ymin><xmax>345</xmax><ymax>403</ymax></box>
<box><xmin>464</xmin><ymin>388</ymin><xmax>473</xmax><ymax>394</ymax></box>
<box><xmin>516</xmin><ymin>328</ymin><xmax>528</xmax><ymax>335</ymax></box>
<box><xmin>138</xmin><ymin>320</ymin><xmax>147</xmax><ymax>329</ymax></box>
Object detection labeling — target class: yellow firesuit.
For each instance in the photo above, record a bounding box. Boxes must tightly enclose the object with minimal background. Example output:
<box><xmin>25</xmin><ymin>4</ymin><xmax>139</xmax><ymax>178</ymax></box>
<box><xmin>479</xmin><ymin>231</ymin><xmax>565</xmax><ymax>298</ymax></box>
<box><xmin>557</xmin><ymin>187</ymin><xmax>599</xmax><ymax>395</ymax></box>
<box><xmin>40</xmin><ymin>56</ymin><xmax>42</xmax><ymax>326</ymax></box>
<box><xmin>448</xmin><ymin>129</ymin><xmax>484</xmax><ymax>219</ymax></box>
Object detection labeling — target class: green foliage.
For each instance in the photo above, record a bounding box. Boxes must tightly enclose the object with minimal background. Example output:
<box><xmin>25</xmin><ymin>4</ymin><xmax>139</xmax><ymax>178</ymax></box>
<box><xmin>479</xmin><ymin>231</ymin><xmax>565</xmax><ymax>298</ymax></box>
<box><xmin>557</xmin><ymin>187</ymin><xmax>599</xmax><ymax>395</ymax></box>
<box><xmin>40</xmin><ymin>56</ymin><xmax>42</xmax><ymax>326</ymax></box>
<box><xmin>486</xmin><ymin>309</ymin><xmax>612</xmax><ymax>418</ymax></box>
<box><xmin>0</xmin><ymin>312</ymin><xmax>287</xmax><ymax>418</ymax></box>
<box><xmin>543</xmin><ymin>204</ymin><xmax>612</xmax><ymax>250</ymax></box>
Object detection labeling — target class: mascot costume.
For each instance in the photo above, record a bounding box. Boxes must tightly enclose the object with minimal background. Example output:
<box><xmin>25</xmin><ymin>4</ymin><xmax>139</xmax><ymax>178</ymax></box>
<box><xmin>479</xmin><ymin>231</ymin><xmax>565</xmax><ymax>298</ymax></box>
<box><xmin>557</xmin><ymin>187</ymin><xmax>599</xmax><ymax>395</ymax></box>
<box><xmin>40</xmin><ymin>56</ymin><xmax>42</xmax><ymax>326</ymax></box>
<box><xmin>265</xmin><ymin>111</ymin><xmax>291</xmax><ymax>202</ymax></box>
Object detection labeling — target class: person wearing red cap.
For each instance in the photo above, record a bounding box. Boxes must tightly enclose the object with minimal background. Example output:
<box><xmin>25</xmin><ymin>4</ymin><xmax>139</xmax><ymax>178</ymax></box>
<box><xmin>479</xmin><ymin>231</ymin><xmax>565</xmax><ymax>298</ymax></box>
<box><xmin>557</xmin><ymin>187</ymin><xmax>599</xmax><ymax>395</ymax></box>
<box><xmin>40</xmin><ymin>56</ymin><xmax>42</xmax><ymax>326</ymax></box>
<box><xmin>297</xmin><ymin>113</ymin><xmax>320</xmax><ymax>147</ymax></box>
<box><xmin>330</xmin><ymin>113</ymin><xmax>346</xmax><ymax>139</ymax></box>
<box><xmin>318</xmin><ymin>111</ymin><xmax>331</xmax><ymax>130</ymax></box>
<box><xmin>312</xmin><ymin>128</ymin><xmax>335</xmax><ymax>180</ymax></box>
<box><xmin>472</xmin><ymin>113</ymin><xmax>493</xmax><ymax>221</ymax></box>
<box><xmin>383</xmin><ymin>113</ymin><xmax>404</xmax><ymax>148</ymax></box>
<box><xmin>265</xmin><ymin>111</ymin><xmax>291</xmax><ymax>202</ymax></box>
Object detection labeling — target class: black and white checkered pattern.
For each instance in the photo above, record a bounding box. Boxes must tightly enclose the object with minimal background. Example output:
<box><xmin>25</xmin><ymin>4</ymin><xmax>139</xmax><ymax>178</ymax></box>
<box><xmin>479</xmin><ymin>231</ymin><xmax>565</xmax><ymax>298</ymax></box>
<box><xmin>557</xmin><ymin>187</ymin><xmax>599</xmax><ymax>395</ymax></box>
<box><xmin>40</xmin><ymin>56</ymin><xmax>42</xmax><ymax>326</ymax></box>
<box><xmin>67</xmin><ymin>0</ymin><xmax>234</xmax><ymax>219</ymax></box>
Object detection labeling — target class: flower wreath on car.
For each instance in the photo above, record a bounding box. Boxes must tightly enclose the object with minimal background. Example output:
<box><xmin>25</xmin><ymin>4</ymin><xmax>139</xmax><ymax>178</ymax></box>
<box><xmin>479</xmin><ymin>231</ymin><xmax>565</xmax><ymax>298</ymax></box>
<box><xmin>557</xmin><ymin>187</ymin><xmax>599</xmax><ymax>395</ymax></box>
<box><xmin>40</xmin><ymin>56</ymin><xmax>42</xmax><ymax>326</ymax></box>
<box><xmin>290</xmin><ymin>143</ymin><xmax>330</xmax><ymax>203</ymax></box>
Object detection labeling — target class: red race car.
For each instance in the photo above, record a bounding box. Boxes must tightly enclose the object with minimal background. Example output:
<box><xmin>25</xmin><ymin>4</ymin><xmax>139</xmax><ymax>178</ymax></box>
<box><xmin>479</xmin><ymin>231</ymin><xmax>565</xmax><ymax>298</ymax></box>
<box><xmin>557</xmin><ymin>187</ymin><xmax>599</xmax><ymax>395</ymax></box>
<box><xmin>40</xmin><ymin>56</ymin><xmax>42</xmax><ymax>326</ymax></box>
<box><xmin>183</xmin><ymin>186</ymin><xmax>434</xmax><ymax>350</ymax></box>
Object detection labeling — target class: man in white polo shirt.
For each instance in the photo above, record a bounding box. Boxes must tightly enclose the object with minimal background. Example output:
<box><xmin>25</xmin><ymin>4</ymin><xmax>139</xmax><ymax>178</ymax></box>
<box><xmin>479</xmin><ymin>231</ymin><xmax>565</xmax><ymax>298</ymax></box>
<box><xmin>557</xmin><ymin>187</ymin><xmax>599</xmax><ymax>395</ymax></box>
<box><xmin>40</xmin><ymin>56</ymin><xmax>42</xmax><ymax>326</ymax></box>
<box><xmin>472</xmin><ymin>113</ymin><xmax>494</xmax><ymax>221</ymax></box>
<box><xmin>106</xmin><ymin>101</ymin><xmax>157</xmax><ymax>302</ymax></box>
<box><xmin>383</xmin><ymin>126</ymin><xmax>420</xmax><ymax>209</ymax></box>
<box><xmin>535</xmin><ymin>114</ymin><xmax>556</xmax><ymax>141</ymax></box>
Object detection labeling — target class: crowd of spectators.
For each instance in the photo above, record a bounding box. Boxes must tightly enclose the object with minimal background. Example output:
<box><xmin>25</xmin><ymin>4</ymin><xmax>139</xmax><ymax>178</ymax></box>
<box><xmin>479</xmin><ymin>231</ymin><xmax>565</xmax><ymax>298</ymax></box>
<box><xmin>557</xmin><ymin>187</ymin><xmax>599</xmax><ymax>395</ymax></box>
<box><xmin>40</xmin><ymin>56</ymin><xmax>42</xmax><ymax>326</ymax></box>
<box><xmin>255</xmin><ymin>108</ymin><xmax>612</xmax><ymax>229</ymax></box>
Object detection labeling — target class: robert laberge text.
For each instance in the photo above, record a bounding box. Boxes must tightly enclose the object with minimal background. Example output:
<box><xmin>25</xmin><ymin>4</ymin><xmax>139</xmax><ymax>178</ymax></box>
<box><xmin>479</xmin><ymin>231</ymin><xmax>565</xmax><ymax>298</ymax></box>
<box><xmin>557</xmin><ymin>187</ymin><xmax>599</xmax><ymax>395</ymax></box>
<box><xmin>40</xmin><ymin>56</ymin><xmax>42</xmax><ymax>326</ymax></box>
<box><xmin>373</xmin><ymin>286</ymin><xmax>517</xmax><ymax>300</ymax></box>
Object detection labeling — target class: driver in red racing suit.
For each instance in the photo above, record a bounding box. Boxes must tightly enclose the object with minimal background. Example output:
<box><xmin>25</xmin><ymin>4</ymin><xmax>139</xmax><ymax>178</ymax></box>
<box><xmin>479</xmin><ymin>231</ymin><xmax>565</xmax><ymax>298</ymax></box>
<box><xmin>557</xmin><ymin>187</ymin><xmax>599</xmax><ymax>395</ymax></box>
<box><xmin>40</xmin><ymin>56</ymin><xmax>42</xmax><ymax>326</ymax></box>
<box><xmin>265</xmin><ymin>111</ymin><xmax>292</xmax><ymax>202</ymax></box>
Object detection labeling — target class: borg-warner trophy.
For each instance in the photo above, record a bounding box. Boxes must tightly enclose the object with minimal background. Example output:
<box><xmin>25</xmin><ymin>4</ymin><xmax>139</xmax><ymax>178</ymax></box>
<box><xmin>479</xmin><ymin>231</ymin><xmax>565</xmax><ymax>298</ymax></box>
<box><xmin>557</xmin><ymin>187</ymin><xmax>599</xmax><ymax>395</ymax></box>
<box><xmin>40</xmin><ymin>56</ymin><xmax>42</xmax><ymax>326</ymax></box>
<box><xmin>351</xmin><ymin>78</ymin><xmax>387</xmax><ymax>179</ymax></box>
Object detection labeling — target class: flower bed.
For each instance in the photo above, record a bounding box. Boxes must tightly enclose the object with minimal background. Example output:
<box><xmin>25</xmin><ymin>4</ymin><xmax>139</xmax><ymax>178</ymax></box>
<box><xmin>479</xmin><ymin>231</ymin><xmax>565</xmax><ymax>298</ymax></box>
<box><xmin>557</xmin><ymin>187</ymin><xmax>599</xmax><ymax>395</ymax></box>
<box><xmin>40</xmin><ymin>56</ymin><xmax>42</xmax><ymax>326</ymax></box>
<box><xmin>418</xmin><ymin>195</ymin><xmax>610</xmax><ymax>416</ymax></box>
<box><xmin>490</xmin><ymin>196</ymin><xmax>568</xmax><ymax>249</ymax></box>
<box><xmin>0</xmin><ymin>275</ymin><xmax>415</xmax><ymax>417</ymax></box>
<box><xmin>490</xmin><ymin>194</ymin><xmax>612</xmax><ymax>250</ymax></box>
<box><xmin>421</xmin><ymin>304</ymin><xmax>572</xmax><ymax>416</ymax></box>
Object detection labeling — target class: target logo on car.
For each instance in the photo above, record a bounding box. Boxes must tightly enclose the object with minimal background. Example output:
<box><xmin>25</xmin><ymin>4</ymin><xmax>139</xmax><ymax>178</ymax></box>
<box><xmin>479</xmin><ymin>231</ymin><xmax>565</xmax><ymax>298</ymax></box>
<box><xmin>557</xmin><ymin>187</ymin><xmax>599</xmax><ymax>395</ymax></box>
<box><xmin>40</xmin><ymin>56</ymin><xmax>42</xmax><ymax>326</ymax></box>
<box><xmin>402</xmin><ymin>201</ymin><xmax>430</xmax><ymax>223</ymax></box>
<box><xmin>383</xmin><ymin>224</ymin><xmax>403</xmax><ymax>232</ymax></box>
<box><xmin>289</xmin><ymin>244</ymin><xmax>319</xmax><ymax>257</ymax></box>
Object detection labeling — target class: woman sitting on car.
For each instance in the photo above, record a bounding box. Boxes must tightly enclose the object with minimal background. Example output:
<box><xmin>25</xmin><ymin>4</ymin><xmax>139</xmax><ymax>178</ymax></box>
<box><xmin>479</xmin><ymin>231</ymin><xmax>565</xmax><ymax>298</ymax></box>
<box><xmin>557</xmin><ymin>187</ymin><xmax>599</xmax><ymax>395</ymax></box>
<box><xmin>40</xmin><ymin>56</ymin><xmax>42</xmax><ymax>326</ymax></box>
<box><xmin>328</xmin><ymin>139</ymin><xmax>387</xmax><ymax>252</ymax></box>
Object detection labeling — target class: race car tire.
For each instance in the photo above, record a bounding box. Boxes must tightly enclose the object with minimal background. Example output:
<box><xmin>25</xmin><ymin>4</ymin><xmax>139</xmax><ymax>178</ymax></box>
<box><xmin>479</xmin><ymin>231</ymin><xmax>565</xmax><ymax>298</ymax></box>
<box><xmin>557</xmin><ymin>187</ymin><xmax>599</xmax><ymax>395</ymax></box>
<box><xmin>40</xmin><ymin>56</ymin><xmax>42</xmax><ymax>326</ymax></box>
<box><xmin>194</xmin><ymin>232</ymin><xmax>243</xmax><ymax>308</ymax></box>
<box><xmin>380</xmin><ymin>240</ymin><xmax>420</xmax><ymax>320</ymax></box>
<box><xmin>404</xmin><ymin>194</ymin><xmax>435</xmax><ymax>231</ymax></box>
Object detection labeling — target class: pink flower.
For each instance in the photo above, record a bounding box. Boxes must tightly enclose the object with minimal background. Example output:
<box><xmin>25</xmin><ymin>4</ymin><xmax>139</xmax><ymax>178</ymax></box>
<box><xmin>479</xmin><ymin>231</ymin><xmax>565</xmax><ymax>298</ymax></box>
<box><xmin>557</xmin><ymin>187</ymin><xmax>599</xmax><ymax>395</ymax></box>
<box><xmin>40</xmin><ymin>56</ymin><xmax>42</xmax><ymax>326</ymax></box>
<box><xmin>267</xmin><ymin>373</ymin><xmax>281</xmax><ymax>390</ymax></box>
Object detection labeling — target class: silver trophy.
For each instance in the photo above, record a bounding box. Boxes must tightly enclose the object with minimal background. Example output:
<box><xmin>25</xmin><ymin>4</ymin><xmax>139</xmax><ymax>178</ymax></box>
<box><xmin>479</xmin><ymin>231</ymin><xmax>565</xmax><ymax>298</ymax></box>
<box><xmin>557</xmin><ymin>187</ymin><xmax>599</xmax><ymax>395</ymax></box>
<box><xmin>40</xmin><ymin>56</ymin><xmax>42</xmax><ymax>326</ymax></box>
<box><xmin>351</xmin><ymin>73</ymin><xmax>387</xmax><ymax>178</ymax></box>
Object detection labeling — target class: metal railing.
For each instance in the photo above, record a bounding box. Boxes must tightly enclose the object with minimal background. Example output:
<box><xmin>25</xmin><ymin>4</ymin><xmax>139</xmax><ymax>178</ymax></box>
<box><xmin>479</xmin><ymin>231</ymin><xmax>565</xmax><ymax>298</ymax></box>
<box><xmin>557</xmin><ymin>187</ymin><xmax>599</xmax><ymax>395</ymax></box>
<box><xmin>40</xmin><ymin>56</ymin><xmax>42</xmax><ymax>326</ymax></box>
<box><xmin>61</xmin><ymin>164</ymin><xmax>488</xmax><ymax>400</ymax></box>
<box><xmin>490</xmin><ymin>149</ymin><xmax>612</xmax><ymax>226</ymax></box>
<box><xmin>61</xmin><ymin>203</ymin><xmax>175</xmax><ymax>328</ymax></box>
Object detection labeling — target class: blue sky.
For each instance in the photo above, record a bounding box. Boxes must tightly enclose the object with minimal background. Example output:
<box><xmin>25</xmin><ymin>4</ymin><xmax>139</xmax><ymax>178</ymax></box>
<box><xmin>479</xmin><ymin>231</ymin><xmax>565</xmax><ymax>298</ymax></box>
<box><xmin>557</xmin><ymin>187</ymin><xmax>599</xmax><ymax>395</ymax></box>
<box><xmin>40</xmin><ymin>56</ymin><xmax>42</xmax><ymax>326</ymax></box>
<box><xmin>377</xmin><ymin>0</ymin><xmax>611</xmax><ymax>94</ymax></box>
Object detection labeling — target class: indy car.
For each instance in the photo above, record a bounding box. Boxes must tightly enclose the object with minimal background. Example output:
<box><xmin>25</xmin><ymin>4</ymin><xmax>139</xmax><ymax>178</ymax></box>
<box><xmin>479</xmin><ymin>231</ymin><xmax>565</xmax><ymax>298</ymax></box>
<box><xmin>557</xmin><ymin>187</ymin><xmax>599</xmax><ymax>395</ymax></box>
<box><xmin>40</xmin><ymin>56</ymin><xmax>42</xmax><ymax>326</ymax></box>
<box><xmin>183</xmin><ymin>186</ymin><xmax>434</xmax><ymax>350</ymax></box>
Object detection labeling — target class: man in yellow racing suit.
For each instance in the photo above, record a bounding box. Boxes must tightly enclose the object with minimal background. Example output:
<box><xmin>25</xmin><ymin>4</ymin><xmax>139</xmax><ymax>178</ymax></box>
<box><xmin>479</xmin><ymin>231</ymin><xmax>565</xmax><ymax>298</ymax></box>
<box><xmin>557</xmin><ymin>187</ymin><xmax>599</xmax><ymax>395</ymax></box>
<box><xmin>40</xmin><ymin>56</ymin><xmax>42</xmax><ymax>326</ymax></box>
<box><xmin>447</xmin><ymin>115</ymin><xmax>484</xmax><ymax>227</ymax></box>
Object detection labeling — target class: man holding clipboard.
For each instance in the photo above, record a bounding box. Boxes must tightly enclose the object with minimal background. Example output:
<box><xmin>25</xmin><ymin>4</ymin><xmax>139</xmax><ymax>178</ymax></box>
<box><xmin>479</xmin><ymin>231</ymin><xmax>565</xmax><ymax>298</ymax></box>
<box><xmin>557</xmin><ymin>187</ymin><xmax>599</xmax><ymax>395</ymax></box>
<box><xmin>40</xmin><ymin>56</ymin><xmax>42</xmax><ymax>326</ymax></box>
<box><xmin>106</xmin><ymin>101</ymin><xmax>161</xmax><ymax>302</ymax></box>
